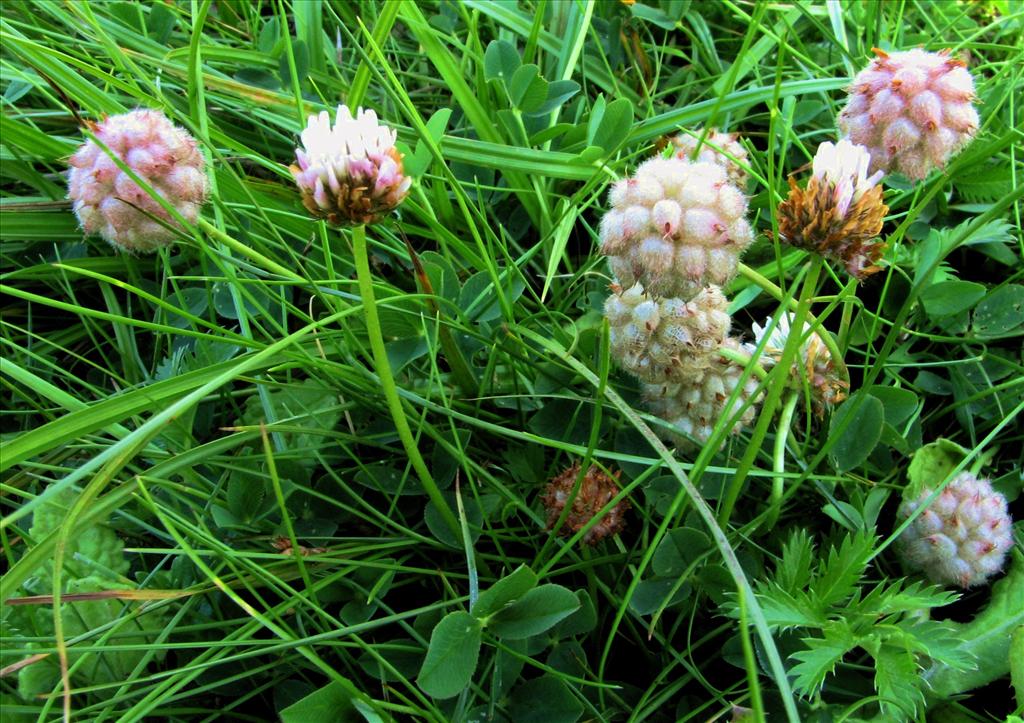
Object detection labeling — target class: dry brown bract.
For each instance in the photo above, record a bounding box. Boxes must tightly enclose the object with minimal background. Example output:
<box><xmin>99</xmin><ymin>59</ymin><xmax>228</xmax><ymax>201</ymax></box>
<box><xmin>542</xmin><ymin>464</ymin><xmax>630</xmax><ymax>544</ymax></box>
<box><xmin>777</xmin><ymin>175</ymin><xmax>888</xmax><ymax>279</ymax></box>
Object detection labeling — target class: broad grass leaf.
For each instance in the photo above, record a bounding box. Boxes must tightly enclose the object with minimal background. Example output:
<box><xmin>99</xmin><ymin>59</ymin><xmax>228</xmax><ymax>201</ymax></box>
<box><xmin>417</xmin><ymin>611</ymin><xmax>482</xmax><ymax>699</ymax></box>
<box><xmin>828</xmin><ymin>391</ymin><xmax>884</xmax><ymax>472</ymax></box>
<box><xmin>487</xmin><ymin>584</ymin><xmax>580</xmax><ymax>639</ymax></box>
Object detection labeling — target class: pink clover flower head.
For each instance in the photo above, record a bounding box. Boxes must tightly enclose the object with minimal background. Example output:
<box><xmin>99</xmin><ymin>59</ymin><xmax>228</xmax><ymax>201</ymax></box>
<box><xmin>811</xmin><ymin>140</ymin><xmax>884</xmax><ymax>217</ymax></box>
<box><xmin>291</xmin><ymin>105</ymin><xmax>411</xmax><ymax>225</ymax></box>
<box><xmin>66</xmin><ymin>109</ymin><xmax>208</xmax><ymax>254</ymax></box>
<box><xmin>838</xmin><ymin>48</ymin><xmax>980</xmax><ymax>180</ymax></box>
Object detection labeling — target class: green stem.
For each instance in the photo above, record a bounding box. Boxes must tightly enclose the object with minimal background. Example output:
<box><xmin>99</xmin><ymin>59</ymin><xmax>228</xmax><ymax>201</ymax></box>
<box><xmin>737</xmin><ymin>261</ymin><xmax>848</xmax><ymax>384</ymax></box>
<box><xmin>351</xmin><ymin>224</ymin><xmax>462</xmax><ymax>543</ymax></box>
<box><xmin>763</xmin><ymin>391</ymin><xmax>799</xmax><ymax>530</ymax></box>
<box><xmin>719</xmin><ymin>257</ymin><xmax>823</xmax><ymax>525</ymax></box>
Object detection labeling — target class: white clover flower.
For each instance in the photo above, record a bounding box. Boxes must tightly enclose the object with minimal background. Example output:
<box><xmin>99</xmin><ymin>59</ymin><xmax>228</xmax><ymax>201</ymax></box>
<box><xmin>811</xmin><ymin>139</ymin><xmax>885</xmax><ymax>217</ymax></box>
<box><xmin>746</xmin><ymin>313</ymin><xmax>848</xmax><ymax>411</ymax></box>
<box><xmin>291</xmin><ymin>105</ymin><xmax>411</xmax><ymax>225</ymax></box>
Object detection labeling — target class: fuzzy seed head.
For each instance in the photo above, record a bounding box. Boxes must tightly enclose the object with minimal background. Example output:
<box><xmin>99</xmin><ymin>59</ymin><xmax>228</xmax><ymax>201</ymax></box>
<box><xmin>291</xmin><ymin>105</ymin><xmax>411</xmax><ymax>225</ymax></box>
<box><xmin>606</xmin><ymin>284</ymin><xmax>731</xmax><ymax>383</ymax></box>
<box><xmin>542</xmin><ymin>464</ymin><xmax>629</xmax><ymax>544</ymax></box>
<box><xmin>838</xmin><ymin>48</ymin><xmax>980</xmax><ymax>180</ymax></box>
<box><xmin>669</xmin><ymin>129</ymin><xmax>750</xmax><ymax>187</ymax></box>
<box><xmin>66</xmin><ymin>109</ymin><xmax>208</xmax><ymax>253</ymax></box>
<box><xmin>599</xmin><ymin>158</ymin><xmax>753</xmax><ymax>299</ymax></box>
<box><xmin>777</xmin><ymin>140</ymin><xmax>889</xmax><ymax>279</ymax></box>
<box><xmin>641</xmin><ymin>338</ymin><xmax>762</xmax><ymax>448</ymax></box>
<box><xmin>896</xmin><ymin>471</ymin><xmax>1014</xmax><ymax>588</ymax></box>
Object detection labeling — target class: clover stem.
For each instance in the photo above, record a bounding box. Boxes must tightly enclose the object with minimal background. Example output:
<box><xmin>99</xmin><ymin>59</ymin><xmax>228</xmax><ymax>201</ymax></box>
<box><xmin>351</xmin><ymin>223</ymin><xmax>462</xmax><ymax>542</ymax></box>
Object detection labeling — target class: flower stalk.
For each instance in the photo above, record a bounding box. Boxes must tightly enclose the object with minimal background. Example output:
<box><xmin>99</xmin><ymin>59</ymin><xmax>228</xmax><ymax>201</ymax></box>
<box><xmin>351</xmin><ymin>224</ymin><xmax>462</xmax><ymax>542</ymax></box>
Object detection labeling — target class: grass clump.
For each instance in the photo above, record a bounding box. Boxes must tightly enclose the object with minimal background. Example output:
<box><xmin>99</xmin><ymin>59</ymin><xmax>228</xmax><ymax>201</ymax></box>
<box><xmin>1</xmin><ymin>1</ymin><xmax>1021</xmax><ymax>721</ymax></box>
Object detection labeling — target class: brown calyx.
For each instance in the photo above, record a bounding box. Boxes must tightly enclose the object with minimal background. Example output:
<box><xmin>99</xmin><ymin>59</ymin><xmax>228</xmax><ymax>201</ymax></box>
<box><xmin>776</xmin><ymin>176</ymin><xmax>888</xmax><ymax>280</ymax></box>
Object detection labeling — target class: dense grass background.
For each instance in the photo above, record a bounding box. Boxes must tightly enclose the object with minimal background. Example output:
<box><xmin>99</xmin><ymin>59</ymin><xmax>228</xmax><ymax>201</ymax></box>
<box><xmin>1</xmin><ymin>1</ymin><xmax>1022</xmax><ymax>721</ymax></box>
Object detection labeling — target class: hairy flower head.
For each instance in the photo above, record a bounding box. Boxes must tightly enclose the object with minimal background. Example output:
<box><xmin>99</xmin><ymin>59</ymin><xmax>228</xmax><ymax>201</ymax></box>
<box><xmin>291</xmin><ymin>105</ymin><xmax>411</xmax><ymax>225</ymax></box>
<box><xmin>66</xmin><ymin>109</ymin><xmax>208</xmax><ymax>253</ymax></box>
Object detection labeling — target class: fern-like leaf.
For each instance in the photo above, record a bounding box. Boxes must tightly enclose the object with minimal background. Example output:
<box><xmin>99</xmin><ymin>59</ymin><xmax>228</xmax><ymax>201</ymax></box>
<box><xmin>813</xmin><ymin>532</ymin><xmax>875</xmax><ymax>609</ymax></box>
<box><xmin>870</xmin><ymin>640</ymin><xmax>925</xmax><ymax>718</ymax></box>
<box><xmin>790</xmin><ymin>622</ymin><xmax>858</xmax><ymax>696</ymax></box>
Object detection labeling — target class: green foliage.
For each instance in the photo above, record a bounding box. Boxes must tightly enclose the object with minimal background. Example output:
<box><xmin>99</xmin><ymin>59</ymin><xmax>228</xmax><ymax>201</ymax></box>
<box><xmin>7</xmin><ymin>488</ymin><xmax>166</xmax><ymax>702</ymax></box>
<box><xmin>1</xmin><ymin>0</ymin><xmax>1021</xmax><ymax>720</ymax></box>
<box><xmin>745</xmin><ymin>530</ymin><xmax>967</xmax><ymax>719</ymax></box>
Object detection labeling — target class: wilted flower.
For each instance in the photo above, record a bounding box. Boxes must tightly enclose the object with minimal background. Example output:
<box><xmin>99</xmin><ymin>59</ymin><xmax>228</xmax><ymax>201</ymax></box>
<box><xmin>745</xmin><ymin>313</ymin><xmax>848</xmax><ymax>412</ymax></box>
<box><xmin>777</xmin><ymin>140</ymin><xmax>888</xmax><ymax>279</ymax></box>
<box><xmin>67</xmin><ymin>109</ymin><xmax>208</xmax><ymax>253</ymax></box>
<box><xmin>291</xmin><ymin>105</ymin><xmax>411</xmax><ymax>225</ymax></box>
<box><xmin>839</xmin><ymin>48</ymin><xmax>980</xmax><ymax>180</ymax></box>
<box><xmin>542</xmin><ymin>464</ymin><xmax>629</xmax><ymax>544</ymax></box>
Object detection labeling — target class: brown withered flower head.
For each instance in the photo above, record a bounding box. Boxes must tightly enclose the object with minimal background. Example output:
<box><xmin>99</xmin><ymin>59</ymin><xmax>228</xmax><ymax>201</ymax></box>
<box><xmin>777</xmin><ymin>139</ymin><xmax>888</xmax><ymax>279</ymax></box>
<box><xmin>542</xmin><ymin>464</ymin><xmax>629</xmax><ymax>544</ymax></box>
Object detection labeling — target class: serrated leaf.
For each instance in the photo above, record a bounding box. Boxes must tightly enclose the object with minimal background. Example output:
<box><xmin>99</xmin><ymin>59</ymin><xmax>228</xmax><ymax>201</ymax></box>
<box><xmin>790</xmin><ymin>624</ymin><xmax>858</xmax><ymax>695</ymax></box>
<box><xmin>955</xmin><ymin>163</ymin><xmax>1015</xmax><ymax>202</ymax></box>
<box><xmin>775</xmin><ymin>529</ymin><xmax>815</xmax><ymax>593</ymax></box>
<box><xmin>487</xmin><ymin>584</ymin><xmax>580</xmax><ymax>639</ymax></box>
<box><xmin>870</xmin><ymin>642</ymin><xmax>923</xmax><ymax>717</ymax></box>
<box><xmin>756</xmin><ymin>586</ymin><xmax>827</xmax><ymax>631</ymax></box>
<box><xmin>814</xmin><ymin>532</ymin><xmax>875</xmax><ymax>608</ymax></box>
<box><xmin>471</xmin><ymin>564</ymin><xmax>538</xmax><ymax>619</ymax></box>
<box><xmin>417</xmin><ymin>611</ymin><xmax>482</xmax><ymax>699</ymax></box>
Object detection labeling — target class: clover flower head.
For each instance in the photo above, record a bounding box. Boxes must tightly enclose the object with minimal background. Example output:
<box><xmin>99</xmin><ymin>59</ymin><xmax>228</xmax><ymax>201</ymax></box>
<box><xmin>838</xmin><ymin>48</ymin><xmax>980</xmax><ymax>180</ymax></box>
<box><xmin>291</xmin><ymin>105</ymin><xmax>411</xmax><ymax>225</ymax></box>
<box><xmin>777</xmin><ymin>140</ymin><xmax>889</xmax><ymax>279</ymax></box>
<box><xmin>67</xmin><ymin>109</ymin><xmax>208</xmax><ymax>253</ymax></box>
<box><xmin>811</xmin><ymin>139</ymin><xmax>885</xmax><ymax>217</ymax></box>
<box><xmin>745</xmin><ymin>313</ymin><xmax>848</xmax><ymax>411</ymax></box>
